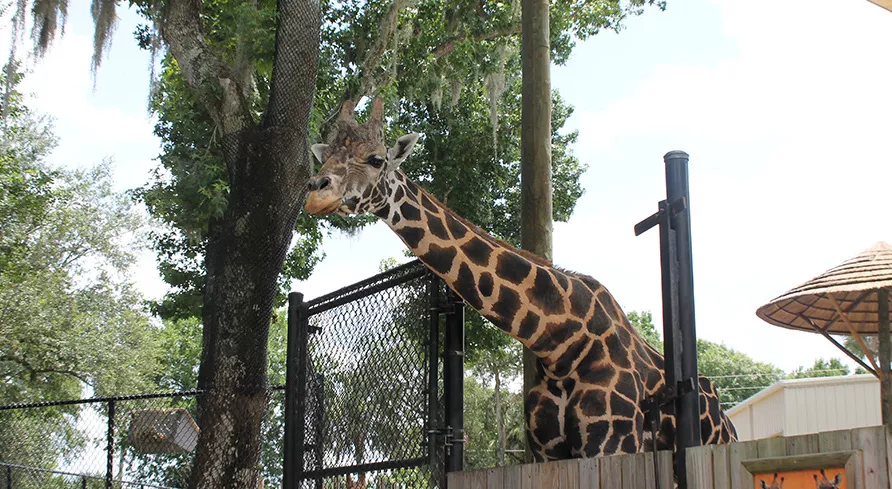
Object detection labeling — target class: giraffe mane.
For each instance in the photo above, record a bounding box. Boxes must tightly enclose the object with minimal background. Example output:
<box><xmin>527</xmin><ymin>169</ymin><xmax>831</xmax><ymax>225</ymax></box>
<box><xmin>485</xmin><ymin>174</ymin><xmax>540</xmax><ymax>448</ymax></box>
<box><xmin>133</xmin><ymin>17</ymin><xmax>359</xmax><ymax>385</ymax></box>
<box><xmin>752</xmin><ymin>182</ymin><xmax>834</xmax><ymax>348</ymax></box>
<box><xmin>415</xmin><ymin>177</ymin><xmax>667</xmax><ymax>360</ymax></box>
<box><xmin>414</xmin><ymin>184</ymin><xmax>553</xmax><ymax>268</ymax></box>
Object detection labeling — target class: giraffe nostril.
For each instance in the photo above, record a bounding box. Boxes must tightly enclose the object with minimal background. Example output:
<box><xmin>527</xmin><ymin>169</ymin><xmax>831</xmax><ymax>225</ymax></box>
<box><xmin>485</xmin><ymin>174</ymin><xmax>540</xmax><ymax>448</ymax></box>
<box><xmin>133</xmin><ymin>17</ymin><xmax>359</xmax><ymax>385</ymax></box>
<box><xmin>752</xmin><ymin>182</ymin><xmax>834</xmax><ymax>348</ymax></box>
<box><xmin>308</xmin><ymin>176</ymin><xmax>331</xmax><ymax>191</ymax></box>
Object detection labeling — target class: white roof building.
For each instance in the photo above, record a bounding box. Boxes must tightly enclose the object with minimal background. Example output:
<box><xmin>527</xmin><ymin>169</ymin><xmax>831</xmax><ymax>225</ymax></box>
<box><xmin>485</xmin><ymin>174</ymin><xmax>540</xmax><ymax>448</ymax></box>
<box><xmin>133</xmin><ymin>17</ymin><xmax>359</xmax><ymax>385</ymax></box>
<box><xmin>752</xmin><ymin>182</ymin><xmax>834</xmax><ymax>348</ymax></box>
<box><xmin>725</xmin><ymin>374</ymin><xmax>881</xmax><ymax>441</ymax></box>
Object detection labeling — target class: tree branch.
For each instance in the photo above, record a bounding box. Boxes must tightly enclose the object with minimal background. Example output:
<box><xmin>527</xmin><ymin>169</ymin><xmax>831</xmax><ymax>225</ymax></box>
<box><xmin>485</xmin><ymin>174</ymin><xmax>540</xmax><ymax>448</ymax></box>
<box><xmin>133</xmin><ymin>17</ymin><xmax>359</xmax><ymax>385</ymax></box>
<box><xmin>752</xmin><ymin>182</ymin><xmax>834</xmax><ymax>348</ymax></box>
<box><xmin>264</xmin><ymin>0</ymin><xmax>321</xmax><ymax>130</ymax></box>
<box><xmin>161</xmin><ymin>0</ymin><xmax>253</xmax><ymax>135</ymax></box>
<box><xmin>433</xmin><ymin>24</ymin><xmax>521</xmax><ymax>59</ymax></box>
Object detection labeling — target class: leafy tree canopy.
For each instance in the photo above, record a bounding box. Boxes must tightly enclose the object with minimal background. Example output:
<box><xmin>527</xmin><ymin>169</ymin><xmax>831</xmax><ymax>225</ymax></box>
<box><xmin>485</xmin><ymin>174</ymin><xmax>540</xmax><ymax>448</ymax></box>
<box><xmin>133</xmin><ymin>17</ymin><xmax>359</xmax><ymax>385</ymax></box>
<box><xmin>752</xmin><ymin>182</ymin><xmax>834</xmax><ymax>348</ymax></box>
<box><xmin>627</xmin><ymin>310</ymin><xmax>785</xmax><ymax>408</ymax></box>
<box><xmin>788</xmin><ymin>357</ymin><xmax>850</xmax><ymax>379</ymax></box>
<box><xmin>126</xmin><ymin>0</ymin><xmax>664</xmax><ymax>320</ymax></box>
<box><xmin>0</xmin><ymin>71</ymin><xmax>159</xmax><ymax>401</ymax></box>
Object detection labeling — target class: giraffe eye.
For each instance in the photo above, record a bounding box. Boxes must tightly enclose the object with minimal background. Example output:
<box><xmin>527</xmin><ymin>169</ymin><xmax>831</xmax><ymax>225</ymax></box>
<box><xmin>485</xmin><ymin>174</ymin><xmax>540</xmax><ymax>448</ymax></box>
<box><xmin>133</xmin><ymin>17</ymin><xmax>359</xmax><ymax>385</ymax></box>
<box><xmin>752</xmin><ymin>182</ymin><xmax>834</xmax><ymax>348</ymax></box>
<box><xmin>366</xmin><ymin>155</ymin><xmax>385</xmax><ymax>168</ymax></box>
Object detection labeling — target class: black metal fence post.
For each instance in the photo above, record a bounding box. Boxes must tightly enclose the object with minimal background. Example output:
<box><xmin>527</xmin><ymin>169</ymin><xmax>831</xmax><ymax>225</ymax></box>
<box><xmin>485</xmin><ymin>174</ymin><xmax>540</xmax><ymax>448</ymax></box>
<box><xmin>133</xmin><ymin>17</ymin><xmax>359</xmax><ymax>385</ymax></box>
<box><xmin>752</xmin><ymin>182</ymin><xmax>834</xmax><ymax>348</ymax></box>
<box><xmin>284</xmin><ymin>292</ymin><xmax>309</xmax><ymax>489</ymax></box>
<box><xmin>5</xmin><ymin>464</ymin><xmax>11</xmax><ymax>489</ymax></box>
<box><xmin>634</xmin><ymin>151</ymin><xmax>704</xmax><ymax>489</ymax></box>
<box><xmin>427</xmin><ymin>273</ymin><xmax>442</xmax><ymax>486</ymax></box>
<box><xmin>665</xmin><ymin>150</ymin><xmax>702</xmax><ymax>488</ymax></box>
<box><xmin>106</xmin><ymin>400</ymin><xmax>115</xmax><ymax>489</ymax></box>
<box><xmin>443</xmin><ymin>288</ymin><xmax>465</xmax><ymax>475</ymax></box>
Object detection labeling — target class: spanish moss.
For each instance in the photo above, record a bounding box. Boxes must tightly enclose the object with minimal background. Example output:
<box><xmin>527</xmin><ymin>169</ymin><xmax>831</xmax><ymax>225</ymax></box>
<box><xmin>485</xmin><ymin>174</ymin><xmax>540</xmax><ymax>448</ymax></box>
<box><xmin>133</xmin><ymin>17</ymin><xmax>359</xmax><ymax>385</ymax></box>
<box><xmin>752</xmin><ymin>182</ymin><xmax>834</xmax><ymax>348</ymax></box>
<box><xmin>90</xmin><ymin>0</ymin><xmax>118</xmax><ymax>79</ymax></box>
<box><xmin>3</xmin><ymin>0</ymin><xmax>28</xmax><ymax>128</ymax></box>
<box><xmin>31</xmin><ymin>0</ymin><xmax>69</xmax><ymax>57</ymax></box>
<box><xmin>483</xmin><ymin>43</ymin><xmax>509</xmax><ymax>153</ymax></box>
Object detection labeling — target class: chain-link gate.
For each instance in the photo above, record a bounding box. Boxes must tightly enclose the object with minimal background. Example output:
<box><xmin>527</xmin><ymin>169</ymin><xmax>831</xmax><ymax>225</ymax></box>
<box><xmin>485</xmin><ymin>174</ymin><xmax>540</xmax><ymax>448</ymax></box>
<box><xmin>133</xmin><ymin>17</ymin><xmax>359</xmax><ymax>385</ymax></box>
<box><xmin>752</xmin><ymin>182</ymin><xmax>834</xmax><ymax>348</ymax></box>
<box><xmin>283</xmin><ymin>260</ymin><xmax>464</xmax><ymax>489</ymax></box>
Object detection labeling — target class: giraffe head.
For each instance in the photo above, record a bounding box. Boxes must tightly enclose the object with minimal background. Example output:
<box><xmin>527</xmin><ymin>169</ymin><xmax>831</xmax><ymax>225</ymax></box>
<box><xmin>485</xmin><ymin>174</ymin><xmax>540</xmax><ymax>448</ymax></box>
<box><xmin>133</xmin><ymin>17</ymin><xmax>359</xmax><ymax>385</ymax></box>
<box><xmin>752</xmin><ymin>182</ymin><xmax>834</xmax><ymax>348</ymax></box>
<box><xmin>759</xmin><ymin>473</ymin><xmax>784</xmax><ymax>489</ymax></box>
<box><xmin>305</xmin><ymin>98</ymin><xmax>418</xmax><ymax>216</ymax></box>
<box><xmin>813</xmin><ymin>469</ymin><xmax>842</xmax><ymax>489</ymax></box>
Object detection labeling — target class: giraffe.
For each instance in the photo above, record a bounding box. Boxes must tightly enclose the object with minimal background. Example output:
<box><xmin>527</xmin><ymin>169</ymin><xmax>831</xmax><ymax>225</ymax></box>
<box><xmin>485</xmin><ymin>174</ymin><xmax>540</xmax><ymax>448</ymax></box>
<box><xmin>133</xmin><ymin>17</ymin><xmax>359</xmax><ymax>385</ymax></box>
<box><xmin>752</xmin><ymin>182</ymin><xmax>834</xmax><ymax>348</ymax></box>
<box><xmin>814</xmin><ymin>469</ymin><xmax>842</xmax><ymax>489</ymax></box>
<box><xmin>304</xmin><ymin>98</ymin><xmax>737</xmax><ymax>461</ymax></box>
<box><xmin>758</xmin><ymin>473</ymin><xmax>784</xmax><ymax>489</ymax></box>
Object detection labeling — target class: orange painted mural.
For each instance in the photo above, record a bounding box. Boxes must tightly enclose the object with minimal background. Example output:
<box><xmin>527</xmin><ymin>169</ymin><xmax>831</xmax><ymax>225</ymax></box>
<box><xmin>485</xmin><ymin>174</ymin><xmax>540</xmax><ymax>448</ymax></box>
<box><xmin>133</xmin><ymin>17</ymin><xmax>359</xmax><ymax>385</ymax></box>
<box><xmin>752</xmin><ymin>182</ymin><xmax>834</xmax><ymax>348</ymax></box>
<box><xmin>754</xmin><ymin>468</ymin><xmax>846</xmax><ymax>489</ymax></box>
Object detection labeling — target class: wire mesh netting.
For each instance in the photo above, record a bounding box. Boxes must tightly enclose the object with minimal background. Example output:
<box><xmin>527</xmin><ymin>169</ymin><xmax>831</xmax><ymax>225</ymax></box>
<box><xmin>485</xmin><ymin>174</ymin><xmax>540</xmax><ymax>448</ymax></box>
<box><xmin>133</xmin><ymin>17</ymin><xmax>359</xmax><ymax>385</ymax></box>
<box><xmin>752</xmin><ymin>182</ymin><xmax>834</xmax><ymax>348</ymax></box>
<box><xmin>298</xmin><ymin>260</ymin><xmax>442</xmax><ymax>488</ymax></box>
<box><xmin>0</xmin><ymin>389</ymin><xmax>287</xmax><ymax>489</ymax></box>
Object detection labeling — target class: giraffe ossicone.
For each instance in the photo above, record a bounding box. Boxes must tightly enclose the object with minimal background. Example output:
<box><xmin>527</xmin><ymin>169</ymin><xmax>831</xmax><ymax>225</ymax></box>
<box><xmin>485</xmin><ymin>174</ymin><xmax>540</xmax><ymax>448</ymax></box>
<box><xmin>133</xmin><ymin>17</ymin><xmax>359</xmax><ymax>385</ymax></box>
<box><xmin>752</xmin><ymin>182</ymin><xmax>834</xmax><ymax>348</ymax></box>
<box><xmin>305</xmin><ymin>97</ymin><xmax>738</xmax><ymax>461</ymax></box>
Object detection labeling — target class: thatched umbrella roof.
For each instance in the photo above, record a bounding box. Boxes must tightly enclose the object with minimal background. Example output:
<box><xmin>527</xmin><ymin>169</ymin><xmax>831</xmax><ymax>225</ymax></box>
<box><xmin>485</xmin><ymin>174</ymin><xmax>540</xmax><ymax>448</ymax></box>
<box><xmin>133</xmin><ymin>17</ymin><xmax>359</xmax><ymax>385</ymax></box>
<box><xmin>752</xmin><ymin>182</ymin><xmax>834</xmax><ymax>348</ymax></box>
<box><xmin>756</xmin><ymin>242</ymin><xmax>892</xmax><ymax>335</ymax></box>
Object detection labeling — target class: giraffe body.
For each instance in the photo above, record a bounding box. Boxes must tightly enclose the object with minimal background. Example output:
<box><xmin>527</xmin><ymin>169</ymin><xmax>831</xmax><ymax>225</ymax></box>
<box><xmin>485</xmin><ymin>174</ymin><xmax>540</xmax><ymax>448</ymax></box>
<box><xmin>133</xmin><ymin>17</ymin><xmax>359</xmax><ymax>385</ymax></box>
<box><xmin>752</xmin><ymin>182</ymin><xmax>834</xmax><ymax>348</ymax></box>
<box><xmin>305</xmin><ymin>99</ymin><xmax>737</xmax><ymax>461</ymax></box>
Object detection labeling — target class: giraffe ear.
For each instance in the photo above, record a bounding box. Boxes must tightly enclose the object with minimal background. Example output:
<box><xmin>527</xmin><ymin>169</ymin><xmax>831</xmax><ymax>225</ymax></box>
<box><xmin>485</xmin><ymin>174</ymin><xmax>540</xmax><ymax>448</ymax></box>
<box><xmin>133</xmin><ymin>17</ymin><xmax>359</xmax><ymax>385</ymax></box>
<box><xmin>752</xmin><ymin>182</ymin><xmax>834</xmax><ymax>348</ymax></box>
<box><xmin>311</xmin><ymin>144</ymin><xmax>329</xmax><ymax>163</ymax></box>
<box><xmin>760</xmin><ymin>481</ymin><xmax>768</xmax><ymax>489</ymax></box>
<box><xmin>386</xmin><ymin>133</ymin><xmax>419</xmax><ymax>170</ymax></box>
<box><xmin>833</xmin><ymin>474</ymin><xmax>841</xmax><ymax>485</ymax></box>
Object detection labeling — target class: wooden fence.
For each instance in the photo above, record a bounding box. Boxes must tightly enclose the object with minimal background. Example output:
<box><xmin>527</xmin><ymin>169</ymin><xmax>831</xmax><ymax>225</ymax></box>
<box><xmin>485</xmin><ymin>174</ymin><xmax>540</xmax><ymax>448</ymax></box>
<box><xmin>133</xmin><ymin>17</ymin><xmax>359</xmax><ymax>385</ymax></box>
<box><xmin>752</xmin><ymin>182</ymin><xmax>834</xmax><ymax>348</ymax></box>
<box><xmin>447</xmin><ymin>451</ymin><xmax>675</xmax><ymax>489</ymax></box>
<box><xmin>447</xmin><ymin>425</ymin><xmax>891</xmax><ymax>489</ymax></box>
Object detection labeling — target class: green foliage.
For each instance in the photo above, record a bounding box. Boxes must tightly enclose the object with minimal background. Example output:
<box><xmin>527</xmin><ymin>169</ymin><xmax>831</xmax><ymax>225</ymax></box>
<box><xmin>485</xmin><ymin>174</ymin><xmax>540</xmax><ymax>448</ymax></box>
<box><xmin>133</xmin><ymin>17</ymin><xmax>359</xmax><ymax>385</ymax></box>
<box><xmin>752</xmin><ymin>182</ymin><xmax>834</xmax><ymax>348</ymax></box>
<box><xmin>1</xmin><ymin>73</ymin><xmax>157</xmax><ymax>400</ymax></box>
<box><xmin>130</xmin><ymin>0</ymin><xmax>660</xmax><ymax>327</ymax></box>
<box><xmin>465</xmin><ymin>339</ymin><xmax>524</xmax><ymax>468</ymax></box>
<box><xmin>463</xmin><ymin>374</ymin><xmax>525</xmax><ymax>470</ymax></box>
<box><xmin>626</xmin><ymin>310</ymin><xmax>785</xmax><ymax>408</ymax></box>
<box><xmin>697</xmin><ymin>339</ymin><xmax>784</xmax><ymax>407</ymax></box>
<box><xmin>627</xmin><ymin>310</ymin><xmax>662</xmax><ymax>352</ymax></box>
<box><xmin>134</xmin><ymin>56</ymin><xmax>325</xmax><ymax>320</ymax></box>
<box><xmin>788</xmin><ymin>358</ymin><xmax>850</xmax><ymax>379</ymax></box>
<box><xmin>0</xmin><ymin>69</ymin><xmax>158</xmax><ymax>479</ymax></box>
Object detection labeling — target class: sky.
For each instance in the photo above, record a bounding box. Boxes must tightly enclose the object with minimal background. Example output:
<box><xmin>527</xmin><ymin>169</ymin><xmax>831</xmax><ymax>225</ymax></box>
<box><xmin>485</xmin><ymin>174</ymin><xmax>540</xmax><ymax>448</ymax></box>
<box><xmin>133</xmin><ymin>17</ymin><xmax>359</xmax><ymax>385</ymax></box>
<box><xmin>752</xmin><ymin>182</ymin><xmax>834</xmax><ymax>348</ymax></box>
<box><xmin>4</xmin><ymin>0</ymin><xmax>892</xmax><ymax>374</ymax></box>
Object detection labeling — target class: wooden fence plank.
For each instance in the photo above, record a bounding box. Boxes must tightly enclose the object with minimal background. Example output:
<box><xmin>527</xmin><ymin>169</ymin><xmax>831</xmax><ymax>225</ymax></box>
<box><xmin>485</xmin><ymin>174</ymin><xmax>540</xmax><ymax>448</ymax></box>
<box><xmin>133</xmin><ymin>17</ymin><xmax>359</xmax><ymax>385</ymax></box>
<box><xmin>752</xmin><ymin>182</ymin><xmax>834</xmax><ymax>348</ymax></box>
<box><xmin>622</xmin><ymin>453</ymin><xmax>649</xmax><ymax>489</ymax></box>
<box><xmin>485</xmin><ymin>467</ymin><xmax>504</xmax><ymax>489</ymax></box>
<box><xmin>819</xmin><ymin>428</ymin><xmax>853</xmax><ymax>452</ymax></box>
<box><xmin>601</xmin><ymin>454</ymin><xmax>622</xmax><ymax>489</ymax></box>
<box><xmin>886</xmin><ymin>426</ymin><xmax>892</xmax><ymax>489</ymax></box>
<box><xmin>729</xmin><ymin>440</ymin><xmax>758</xmax><ymax>489</ymax></box>
<box><xmin>644</xmin><ymin>452</ymin><xmax>655</xmax><ymax>489</ymax></box>
<box><xmin>853</xmin><ymin>426</ymin><xmax>888</xmax><ymax>489</ymax></box>
<box><xmin>687</xmin><ymin>445</ymin><xmax>714</xmax><ymax>489</ymax></box>
<box><xmin>578</xmin><ymin>456</ymin><xmax>599</xmax><ymax>489</ymax></box>
<box><xmin>504</xmin><ymin>464</ymin><xmax>521</xmax><ymax>489</ymax></box>
<box><xmin>474</xmin><ymin>470</ymin><xmax>489</xmax><ymax>489</ymax></box>
<box><xmin>447</xmin><ymin>472</ymin><xmax>465</xmax><ymax>489</ymax></box>
<box><xmin>756</xmin><ymin>437</ymin><xmax>786</xmax><ymax>458</ymax></box>
<box><xmin>539</xmin><ymin>461</ymin><xmax>559</xmax><ymax>489</ymax></box>
<box><xmin>657</xmin><ymin>451</ymin><xmax>674</xmax><ymax>489</ymax></box>
<box><xmin>712</xmin><ymin>444</ymin><xmax>730</xmax><ymax>489</ymax></box>
<box><xmin>520</xmin><ymin>462</ymin><xmax>540</xmax><ymax>489</ymax></box>
<box><xmin>785</xmin><ymin>433</ymin><xmax>819</xmax><ymax>455</ymax></box>
<box><xmin>558</xmin><ymin>459</ymin><xmax>579</xmax><ymax>489</ymax></box>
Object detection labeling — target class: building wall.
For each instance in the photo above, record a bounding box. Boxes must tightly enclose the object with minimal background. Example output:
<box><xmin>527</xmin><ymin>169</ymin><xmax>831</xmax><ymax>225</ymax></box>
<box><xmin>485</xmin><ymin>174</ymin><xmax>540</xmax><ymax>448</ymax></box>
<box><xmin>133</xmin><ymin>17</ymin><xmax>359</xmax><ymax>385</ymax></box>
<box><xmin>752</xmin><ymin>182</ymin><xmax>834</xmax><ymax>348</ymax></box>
<box><xmin>783</xmin><ymin>375</ymin><xmax>880</xmax><ymax>436</ymax></box>
<box><xmin>728</xmin><ymin>387</ymin><xmax>786</xmax><ymax>441</ymax></box>
<box><xmin>727</xmin><ymin>374</ymin><xmax>880</xmax><ymax>441</ymax></box>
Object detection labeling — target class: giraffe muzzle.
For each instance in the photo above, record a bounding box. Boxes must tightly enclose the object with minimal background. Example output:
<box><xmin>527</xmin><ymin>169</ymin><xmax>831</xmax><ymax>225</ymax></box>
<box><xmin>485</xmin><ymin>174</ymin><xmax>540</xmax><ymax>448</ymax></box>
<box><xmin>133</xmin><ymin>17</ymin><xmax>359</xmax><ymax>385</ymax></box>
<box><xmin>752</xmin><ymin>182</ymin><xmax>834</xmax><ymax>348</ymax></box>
<box><xmin>304</xmin><ymin>190</ymin><xmax>342</xmax><ymax>215</ymax></box>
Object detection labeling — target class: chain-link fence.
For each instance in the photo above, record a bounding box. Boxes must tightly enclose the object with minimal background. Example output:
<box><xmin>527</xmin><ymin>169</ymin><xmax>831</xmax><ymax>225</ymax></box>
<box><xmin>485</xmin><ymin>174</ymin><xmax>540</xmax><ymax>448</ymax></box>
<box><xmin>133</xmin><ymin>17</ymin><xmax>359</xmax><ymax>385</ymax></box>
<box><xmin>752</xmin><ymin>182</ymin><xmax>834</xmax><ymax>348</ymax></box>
<box><xmin>0</xmin><ymin>260</ymin><xmax>463</xmax><ymax>489</ymax></box>
<box><xmin>286</xmin><ymin>259</ymin><xmax>463</xmax><ymax>489</ymax></box>
<box><xmin>0</xmin><ymin>388</ymin><xmax>286</xmax><ymax>489</ymax></box>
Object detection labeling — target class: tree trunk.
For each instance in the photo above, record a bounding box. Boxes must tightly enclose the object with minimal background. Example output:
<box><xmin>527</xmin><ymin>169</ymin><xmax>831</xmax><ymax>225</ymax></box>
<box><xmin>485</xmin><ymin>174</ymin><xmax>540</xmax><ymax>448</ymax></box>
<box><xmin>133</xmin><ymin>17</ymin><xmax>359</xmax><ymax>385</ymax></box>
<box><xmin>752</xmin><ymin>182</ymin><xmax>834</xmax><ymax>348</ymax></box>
<box><xmin>494</xmin><ymin>363</ymin><xmax>505</xmax><ymax>466</ymax></box>
<box><xmin>160</xmin><ymin>0</ymin><xmax>320</xmax><ymax>481</ymax></box>
<box><xmin>520</xmin><ymin>0</ymin><xmax>552</xmax><ymax>464</ymax></box>
<box><xmin>191</xmin><ymin>128</ymin><xmax>309</xmax><ymax>489</ymax></box>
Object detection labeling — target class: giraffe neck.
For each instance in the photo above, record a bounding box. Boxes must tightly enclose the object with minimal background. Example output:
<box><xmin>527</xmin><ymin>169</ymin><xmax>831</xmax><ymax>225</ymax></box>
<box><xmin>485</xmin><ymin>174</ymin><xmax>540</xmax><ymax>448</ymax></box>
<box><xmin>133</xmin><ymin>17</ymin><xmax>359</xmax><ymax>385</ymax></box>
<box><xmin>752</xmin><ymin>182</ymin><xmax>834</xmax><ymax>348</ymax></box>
<box><xmin>375</xmin><ymin>171</ymin><xmax>625</xmax><ymax>373</ymax></box>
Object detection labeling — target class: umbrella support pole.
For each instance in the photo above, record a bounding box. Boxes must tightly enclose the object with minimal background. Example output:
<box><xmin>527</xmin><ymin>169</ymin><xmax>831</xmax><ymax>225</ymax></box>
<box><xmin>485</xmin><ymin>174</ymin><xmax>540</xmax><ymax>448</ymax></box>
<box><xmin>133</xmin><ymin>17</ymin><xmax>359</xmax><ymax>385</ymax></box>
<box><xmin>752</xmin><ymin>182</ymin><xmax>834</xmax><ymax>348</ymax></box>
<box><xmin>878</xmin><ymin>288</ymin><xmax>891</xmax><ymax>425</ymax></box>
